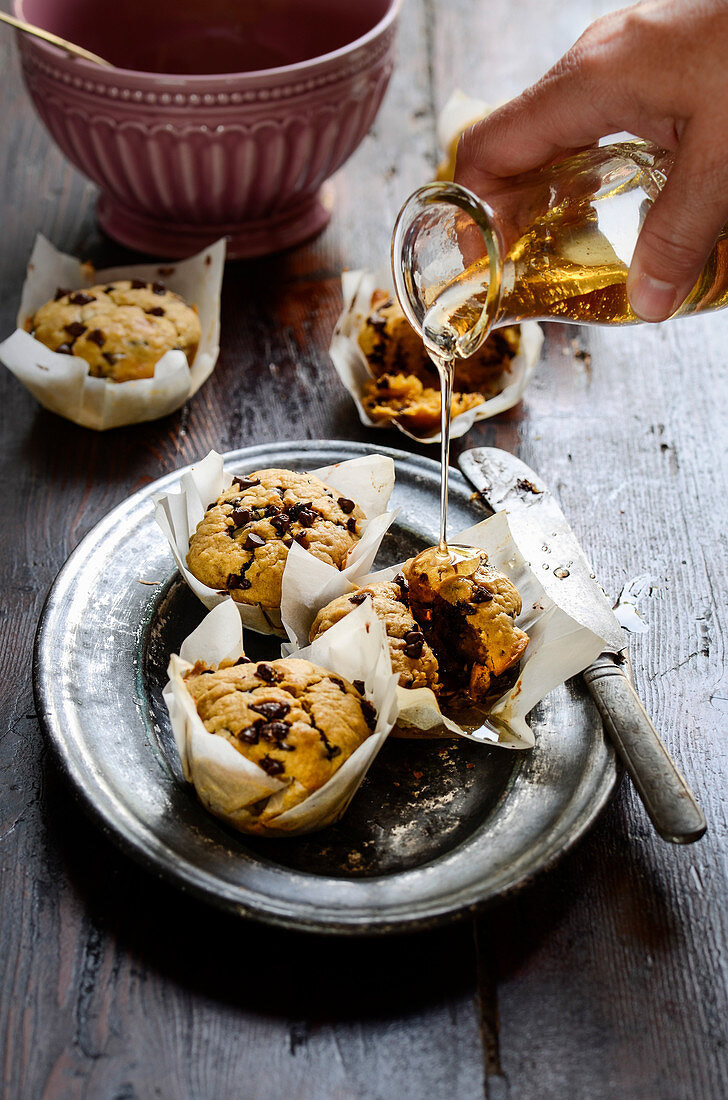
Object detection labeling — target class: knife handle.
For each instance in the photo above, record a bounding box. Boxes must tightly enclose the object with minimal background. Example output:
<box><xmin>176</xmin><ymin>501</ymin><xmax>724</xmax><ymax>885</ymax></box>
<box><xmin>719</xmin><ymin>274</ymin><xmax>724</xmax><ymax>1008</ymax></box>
<box><xmin>583</xmin><ymin>654</ymin><xmax>707</xmax><ymax>844</ymax></box>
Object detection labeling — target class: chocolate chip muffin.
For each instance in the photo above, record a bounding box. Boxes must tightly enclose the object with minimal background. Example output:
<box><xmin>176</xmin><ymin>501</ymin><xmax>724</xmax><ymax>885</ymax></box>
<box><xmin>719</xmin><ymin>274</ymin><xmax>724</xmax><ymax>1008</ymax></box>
<box><xmin>26</xmin><ymin>279</ymin><xmax>201</xmax><ymax>382</ymax></box>
<box><xmin>358</xmin><ymin>291</ymin><xmax>521</xmax><ymax>436</ymax></box>
<box><xmin>183</xmin><ymin>656</ymin><xmax>376</xmax><ymax>822</ymax></box>
<box><xmin>186</xmin><ymin>468</ymin><xmax>365</xmax><ymax>611</ymax></box>
<box><xmin>403</xmin><ymin>547</ymin><xmax>529</xmax><ymax>704</ymax></box>
<box><xmin>309</xmin><ymin>578</ymin><xmax>440</xmax><ymax>692</ymax></box>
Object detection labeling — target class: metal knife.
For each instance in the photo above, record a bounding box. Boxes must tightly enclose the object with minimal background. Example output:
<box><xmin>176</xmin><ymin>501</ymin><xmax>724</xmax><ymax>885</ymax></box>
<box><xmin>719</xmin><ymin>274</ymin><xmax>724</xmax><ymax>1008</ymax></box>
<box><xmin>458</xmin><ymin>446</ymin><xmax>706</xmax><ymax>845</ymax></box>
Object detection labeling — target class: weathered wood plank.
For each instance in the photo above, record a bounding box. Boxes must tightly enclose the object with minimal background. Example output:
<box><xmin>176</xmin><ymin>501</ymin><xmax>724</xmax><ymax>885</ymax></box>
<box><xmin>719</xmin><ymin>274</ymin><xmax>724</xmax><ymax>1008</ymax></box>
<box><xmin>429</xmin><ymin>0</ymin><xmax>728</xmax><ymax>1095</ymax></box>
<box><xmin>0</xmin><ymin>2</ymin><xmax>489</xmax><ymax>1098</ymax></box>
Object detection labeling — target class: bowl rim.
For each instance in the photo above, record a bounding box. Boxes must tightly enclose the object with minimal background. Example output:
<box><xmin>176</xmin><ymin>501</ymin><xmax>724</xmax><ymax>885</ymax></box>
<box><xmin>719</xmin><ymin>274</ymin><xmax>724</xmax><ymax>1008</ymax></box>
<box><xmin>13</xmin><ymin>0</ymin><xmax>401</xmax><ymax>82</ymax></box>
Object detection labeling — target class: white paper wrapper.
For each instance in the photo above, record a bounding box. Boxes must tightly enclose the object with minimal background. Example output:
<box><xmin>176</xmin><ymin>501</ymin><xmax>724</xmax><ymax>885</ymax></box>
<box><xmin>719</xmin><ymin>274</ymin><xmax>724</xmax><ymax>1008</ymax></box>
<box><xmin>163</xmin><ymin>599</ymin><xmax>399</xmax><ymax>836</ymax></box>
<box><xmin>0</xmin><ymin>234</ymin><xmax>225</xmax><ymax>430</ymax></box>
<box><xmin>154</xmin><ymin>449</ymin><xmax>397</xmax><ymax>638</ymax></box>
<box><xmin>435</xmin><ymin>89</ymin><xmax>491</xmax><ymax>180</ymax></box>
<box><xmin>286</xmin><ymin>510</ymin><xmax>607</xmax><ymax>749</ymax></box>
<box><xmin>329</xmin><ymin>267</ymin><xmax>543</xmax><ymax>444</ymax></box>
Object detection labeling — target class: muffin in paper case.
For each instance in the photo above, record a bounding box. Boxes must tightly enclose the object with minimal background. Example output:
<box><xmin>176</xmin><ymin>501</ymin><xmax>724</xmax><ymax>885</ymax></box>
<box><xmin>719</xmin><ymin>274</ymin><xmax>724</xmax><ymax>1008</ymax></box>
<box><xmin>284</xmin><ymin>510</ymin><xmax>607</xmax><ymax>749</ymax></box>
<box><xmin>329</xmin><ymin>268</ymin><xmax>543</xmax><ymax>444</ymax></box>
<box><xmin>164</xmin><ymin>599</ymin><xmax>399</xmax><ymax>837</ymax></box>
<box><xmin>0</xmin><ymin>234</ymin><xmax>224</xmax><ymax>430</ymax></box>
<box><xmin>154</xmin><ymin>449</ymin><xmax>397</xmax><ymax>637</ymax></box>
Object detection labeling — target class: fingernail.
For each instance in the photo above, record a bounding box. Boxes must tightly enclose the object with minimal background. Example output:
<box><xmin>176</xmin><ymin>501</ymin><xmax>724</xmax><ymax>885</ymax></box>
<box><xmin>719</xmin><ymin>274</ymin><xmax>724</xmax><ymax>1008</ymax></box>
<box><xmin>627</xmin><ymin>272</ymin><xmax>679</xmax><ymax>322</ymax></box>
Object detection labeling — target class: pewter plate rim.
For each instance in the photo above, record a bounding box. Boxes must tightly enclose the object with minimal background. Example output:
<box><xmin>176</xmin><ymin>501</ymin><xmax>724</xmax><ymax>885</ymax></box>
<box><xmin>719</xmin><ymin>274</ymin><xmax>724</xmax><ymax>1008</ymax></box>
<box><xmin>33</xmin><ymin>440</ymin><xmax>619</xmax><ymax>934</ymax></box>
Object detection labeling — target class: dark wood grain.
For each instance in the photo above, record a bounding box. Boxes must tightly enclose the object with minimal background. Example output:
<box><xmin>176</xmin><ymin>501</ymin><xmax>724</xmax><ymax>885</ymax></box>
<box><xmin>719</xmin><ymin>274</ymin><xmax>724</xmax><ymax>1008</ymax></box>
<box><xmin>1</xmin><ymin>0</ymin><xmax>727</xmax><ymax>1097</ymax></box>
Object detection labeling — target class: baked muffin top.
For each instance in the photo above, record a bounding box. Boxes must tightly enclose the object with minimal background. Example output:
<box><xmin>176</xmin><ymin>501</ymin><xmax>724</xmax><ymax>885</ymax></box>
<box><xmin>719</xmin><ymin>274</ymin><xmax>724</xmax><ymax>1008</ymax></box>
<box><xmin>357</xmin><ymin>291</ymin><xmax>520</xmax><ymax>436</ymax></box>
<box><xmin>186</xmin><ymin>468</ymin><xmax>365</xmax><ymax>610</ymax></box>
<box><xmin>403</xmin><ymin>547</ymin><xmax>529</xmax><ymax>703</ymax></box>
<box><xmin>184</xmin><ymin>655</ymin><xmax>376</xmax><ymax>820</ymax></box>
<box><xmin>26</xmin><ymin>279</ymin><xmax>201</xmax><ymax>382</ymax></box>
<box><xmin>309</xmin><ymin>578</ymin><xmax>440</xmax><ymax>692</ymax></box>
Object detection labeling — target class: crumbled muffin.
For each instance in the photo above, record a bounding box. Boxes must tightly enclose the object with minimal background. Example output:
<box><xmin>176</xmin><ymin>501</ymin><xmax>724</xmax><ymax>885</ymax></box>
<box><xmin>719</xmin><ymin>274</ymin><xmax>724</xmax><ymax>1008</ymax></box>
<box><xmin>186</xmin><ymin>468</ymin><xmax>365</xmax><ymax>611</ymax></box>
<box><xmin>309</xmin><ymin>578</ymin><xmax>440</xmax><ymax>692</ymax></box>
<box><xmin>403</xmin><ymin>547</ymin><xmax>529</xmax><ymax>703</ymax></box>
<box><xmin>26</xmin><ymin>279</ymin><xmax>200</xmax><ymax>382</ymax></box>
<box><xmin>357</xmin><ymin>291</ymin><xmax>520</xmax><ymax>436</ymax></box>
<box><xmin>184</xmin><ymin>656</ymin><xmax>376</xmax><ymax>823</ymax></box>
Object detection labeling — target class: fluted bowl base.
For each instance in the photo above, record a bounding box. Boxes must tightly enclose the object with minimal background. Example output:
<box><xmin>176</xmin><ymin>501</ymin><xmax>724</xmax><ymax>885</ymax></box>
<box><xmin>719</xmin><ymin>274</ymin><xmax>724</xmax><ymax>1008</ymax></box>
<box><xmin>97</xmin><ymin>185</ymin><xmax>334</xmax><ymax>259</ymax></box>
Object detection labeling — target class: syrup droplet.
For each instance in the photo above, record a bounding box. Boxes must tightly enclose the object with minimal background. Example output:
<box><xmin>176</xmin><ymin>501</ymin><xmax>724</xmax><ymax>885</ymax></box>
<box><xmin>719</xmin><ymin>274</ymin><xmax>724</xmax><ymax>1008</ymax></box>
<box><xmin>554</xmin><ymin>567</ymin><xmax>570</xmax><ymax>578</ymax></box>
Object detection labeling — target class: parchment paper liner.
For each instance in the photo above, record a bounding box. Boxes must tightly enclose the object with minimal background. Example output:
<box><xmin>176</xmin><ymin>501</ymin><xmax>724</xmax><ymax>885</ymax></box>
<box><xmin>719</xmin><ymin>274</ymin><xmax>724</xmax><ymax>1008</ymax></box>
<box><xmin>284</xmin><ymin>510</ymin><xmax>607</xmax><ymax>749</ymax></box>
<box><xmin>435</xmin><ymin>89</ymin><xmax>491</xmax><ymax>181</ymax></box>
<box><xmin>154</xmin><ymin>449</ymin><xmax>398</xmax><ymax>638</ymax></box>
<box><xmin>329</xmin><ymin>267</ymin><xmax>543</xmax><ymax>444</ymax></box>
<box><xmin>163</xmin><ymin>599</ymin><xmax>399</xmax><ymax>836</ymax></box>
<box><xmin>0</xmin><ymin>234</ymin><xmax>225</xmax><ymax>430</ymax></box>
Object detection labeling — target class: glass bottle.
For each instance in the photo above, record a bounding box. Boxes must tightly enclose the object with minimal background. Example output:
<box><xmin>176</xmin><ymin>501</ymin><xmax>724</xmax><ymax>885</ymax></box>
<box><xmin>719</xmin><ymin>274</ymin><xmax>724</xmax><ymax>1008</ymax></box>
<box><xmin>391</xmin><ymin>140</ymin><xmax>728</xmax><ymax>361</ymax></box>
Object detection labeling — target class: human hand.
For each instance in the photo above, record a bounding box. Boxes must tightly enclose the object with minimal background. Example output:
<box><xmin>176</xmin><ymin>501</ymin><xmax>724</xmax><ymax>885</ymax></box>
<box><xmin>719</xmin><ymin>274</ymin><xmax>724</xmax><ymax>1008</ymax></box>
<box><xmin>454</xmin><ymin>0</ymin><xmax>728</xmax><ymax>321</ymax></box>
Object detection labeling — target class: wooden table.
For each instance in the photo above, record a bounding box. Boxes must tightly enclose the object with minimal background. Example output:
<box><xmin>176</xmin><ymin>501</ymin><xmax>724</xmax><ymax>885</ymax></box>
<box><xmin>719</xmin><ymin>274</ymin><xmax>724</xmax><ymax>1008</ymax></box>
<box><xmin>2</xmin><ymin>1</ymin><xmax>727</xmax><ymax>1096</ymax></box>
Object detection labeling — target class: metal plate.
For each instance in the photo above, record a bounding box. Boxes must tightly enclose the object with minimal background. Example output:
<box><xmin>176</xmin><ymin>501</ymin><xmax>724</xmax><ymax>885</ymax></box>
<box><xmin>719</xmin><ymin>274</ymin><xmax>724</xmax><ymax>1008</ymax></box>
<box><xmin>34</xmin><ymin>441</ymin><xmax>618</xmax><ymax>934</ymax></box>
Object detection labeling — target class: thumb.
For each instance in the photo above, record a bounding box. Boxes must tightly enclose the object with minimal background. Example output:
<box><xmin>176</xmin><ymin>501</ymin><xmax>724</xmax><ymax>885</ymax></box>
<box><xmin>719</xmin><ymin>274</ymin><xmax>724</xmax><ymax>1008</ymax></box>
<box><xmin>627</xmin><ymin>135</ymin><xmax>728</xmax><ymax>322</ymax></box>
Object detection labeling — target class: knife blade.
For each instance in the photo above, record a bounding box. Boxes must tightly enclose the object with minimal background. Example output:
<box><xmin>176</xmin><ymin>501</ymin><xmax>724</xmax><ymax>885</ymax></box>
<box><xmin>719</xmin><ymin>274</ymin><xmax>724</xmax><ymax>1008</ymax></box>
<box><xmin>458</xmin><ymin>446</ymin><xmax>706</xmax><ymax>845</ymax></box>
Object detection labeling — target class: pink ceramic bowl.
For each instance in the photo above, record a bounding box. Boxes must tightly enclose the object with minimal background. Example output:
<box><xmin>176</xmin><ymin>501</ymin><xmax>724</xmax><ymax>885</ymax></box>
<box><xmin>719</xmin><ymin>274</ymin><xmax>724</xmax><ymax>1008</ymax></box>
<box><xmin>15</xmin><ymin>0</ymin><xmax>400</xmax><ymax>257</ymax></box>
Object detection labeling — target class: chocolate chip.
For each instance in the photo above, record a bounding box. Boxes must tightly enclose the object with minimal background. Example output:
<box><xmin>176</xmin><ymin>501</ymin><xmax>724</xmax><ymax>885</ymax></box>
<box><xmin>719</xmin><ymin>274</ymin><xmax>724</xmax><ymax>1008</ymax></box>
<box><xmin>87</xmin><ymin>328</ymin><xmax>105</xmax><ymax>346</ymax></box>
<box><xmin>472</xmin><ymin>584</ymin><xmax>494</xmax><ymax>603</ymax></box>
<box><xmin>264</xmin><ymin>505</ymin><xmax>281</xmax><ymax>518</ymax></box>
<box><xmin>54</xmin><ymin>287</ymin><xmax>71</xmax><ymax>301</ymax></box>
<box><xmin>270</xmin><ymin>513</ymin><xmax>291</xmax><ymax>535</ymax></box>
<box><xmin>64</xmin><ymin>321</ymin><xmax>87</xmax><ymax>338</ymax></box>
<box><xmin>230</xmin><ymin>506</ymin><xmax>253</xmax><ymax>527</ymax></box>
<box><xmin>102</xmin><ymin>352</ymin><xmax>117</xmax><ymax>365</ymax></box>
<box><xmin>130</xmin><ymin>278</ymin><xmax>148</xmax><ymax>290</ymax></box>
<box><xmin>259</xmin><ymin>755</ymin><xmax>285</xmax><ymax>776</ymax></box>
<box><xmin>404</xmin><ymin>642</ymin><xmax>424</xmax><ymax>659</ymax></box>
<box><xmin>404</xmin><ymin>630</ymin><xmax>425</xmax><ymax>643</ymax></box>
<box><xmin>347</xmin><ymin>518</ymin><xmax>358</xmax><ymax>533</ymax></box>
<box><xmin>296</xmin><ymin>507</ymin><xmax>318</xmax><ymax>528</ymax></box>
<box><xmin>283</xmin><ymin>538</ymin><xmax>293</xmax><ymax>548</ymax></box>
<box><xmin>251</xmin><ymin>701</ymin><xmax>290</xmax><ymax>721</ymax></box>
<box><xmin>152</xmin><ymin>280</ymin><xmax>167</xmax><ymax>294</ymax></box>
<box><xmin>353</xmin><ymin>680</ymin><xmax>365</xmax><ymax>695</ymax></box>
<box><xmin>244</xmin><ymin>531</ymin><xmax>265</xmax><ymax>550</ymax></box>
<box><xmin>349</xmin><ymin>591</ymin><xmax>369</xmax><ymax>605</ymax></box>
<box><xmin>232</xmin><ymin>476</ymin><xmax>260</xmax><ymax>490</ymax></box>
<box><xmin>55</xmin><ymin>343</ymin><xmax>73</xmax><ymax>355</ymax></box>
<box><xmin>104</xmin><ymin>285</ymin><xmax>116</xmax><ymax>293</ymax></box>
<box><xmin>330</xmin><ymin>677</ymin><xmax>347</xmax><ymax>694</ymax></box>
<box><xmin>237</xmin><ymin>725</ymin><xmax>260</xmax><ymax>745</ymax></box>
<box><xmin>256</xmin><ymin>663</ymin><xmax>278</xmax><ymax>683</ymax></box>
<box><xmin>146</xmin><ymin>306</ymin><xmax>165</xmax><ymax>316</ymax></box>
<box><xmin>294</xmin><ymin>533</ymin><xmax>309</xmax><ymax>549</ymax></box>
<box><xmin>227</xmin><ymin>572</ymin><xmax>251</xmax><ymax>590</ymax></box>
<box><xmin>393</xmin><ymin>573</ymin><xmax>409</xmax><ymax>596</ymax></box>
<box><xmin>235</xmin><ymin>656</ymin><xmax>253</xmax><ymax>665</ymax></box>
<box><xmin>337</xmin><ymin>497</ymin><xmax>356</xmax><ymax>514</ymax></box>
<box><xmin>319</xmin><ymin>732</ymin><xmax>341</xmax><ymax>761</ymax></box>
<box><xmin>361</xmin><ymin>699</ymin><xmax>377</xmax><ymax>731</ymax></box>
<box><xmin>68</xmin><ymin>291</ymin><xmax>95</xmax><ymax>305</ymax></box>
<box><xmin>259</xmin><ymin>720</ymin><xmax>291</xmax><ymax>744</ymax></box>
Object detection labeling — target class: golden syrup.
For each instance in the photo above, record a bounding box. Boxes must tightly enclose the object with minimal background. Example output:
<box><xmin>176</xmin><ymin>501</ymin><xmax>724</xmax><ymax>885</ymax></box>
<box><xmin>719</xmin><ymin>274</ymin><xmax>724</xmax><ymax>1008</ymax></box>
<box><xmin>423</xmin><ymin>202</ymin><xmax>728</xmax><ymax>352</ymax></box>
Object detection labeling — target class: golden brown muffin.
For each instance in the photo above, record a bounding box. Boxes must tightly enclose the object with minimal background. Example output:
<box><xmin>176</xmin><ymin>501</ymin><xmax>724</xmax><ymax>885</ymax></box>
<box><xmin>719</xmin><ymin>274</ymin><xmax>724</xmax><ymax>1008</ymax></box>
<box><xmin>26</xmin><ymin>279</ymin><xmax>200</xmax><ymax>382</ymax></box>
<box><xmin>184</xmin><ymin>655</ymin><xmax>376</xmax><ymax>821</ymax></box>
<box><xmin>186</xmin><ymin>468</ymin><xmax>365</xmax><ymax>611</ymax></box>
<box><xmin>403</xmin><ymin>547</ymin><xmax>529</xmax><ymax>703</ymax></box>
<box><xmin>357</xmin><ymin>292</ymin><xmax>520</xmax><ymax>436</ymax></box>
<box><xmin>309</xmin><ymin>579</ymin><xmax>440</xmax><ymax>692</ymax></box>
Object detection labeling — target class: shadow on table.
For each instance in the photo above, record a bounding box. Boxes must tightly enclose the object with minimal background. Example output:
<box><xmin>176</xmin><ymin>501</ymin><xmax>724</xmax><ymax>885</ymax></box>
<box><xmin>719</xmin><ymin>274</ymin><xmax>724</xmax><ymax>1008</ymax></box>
<box><xmin>41</xmin><ymin>734</ymin><xmax>682</xmax><ymax>1027</ymax></box>
<box><xmin>43</xmin><ymin>767</ymin><xmax>480</xmax><ymax>1021</ymax></box>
